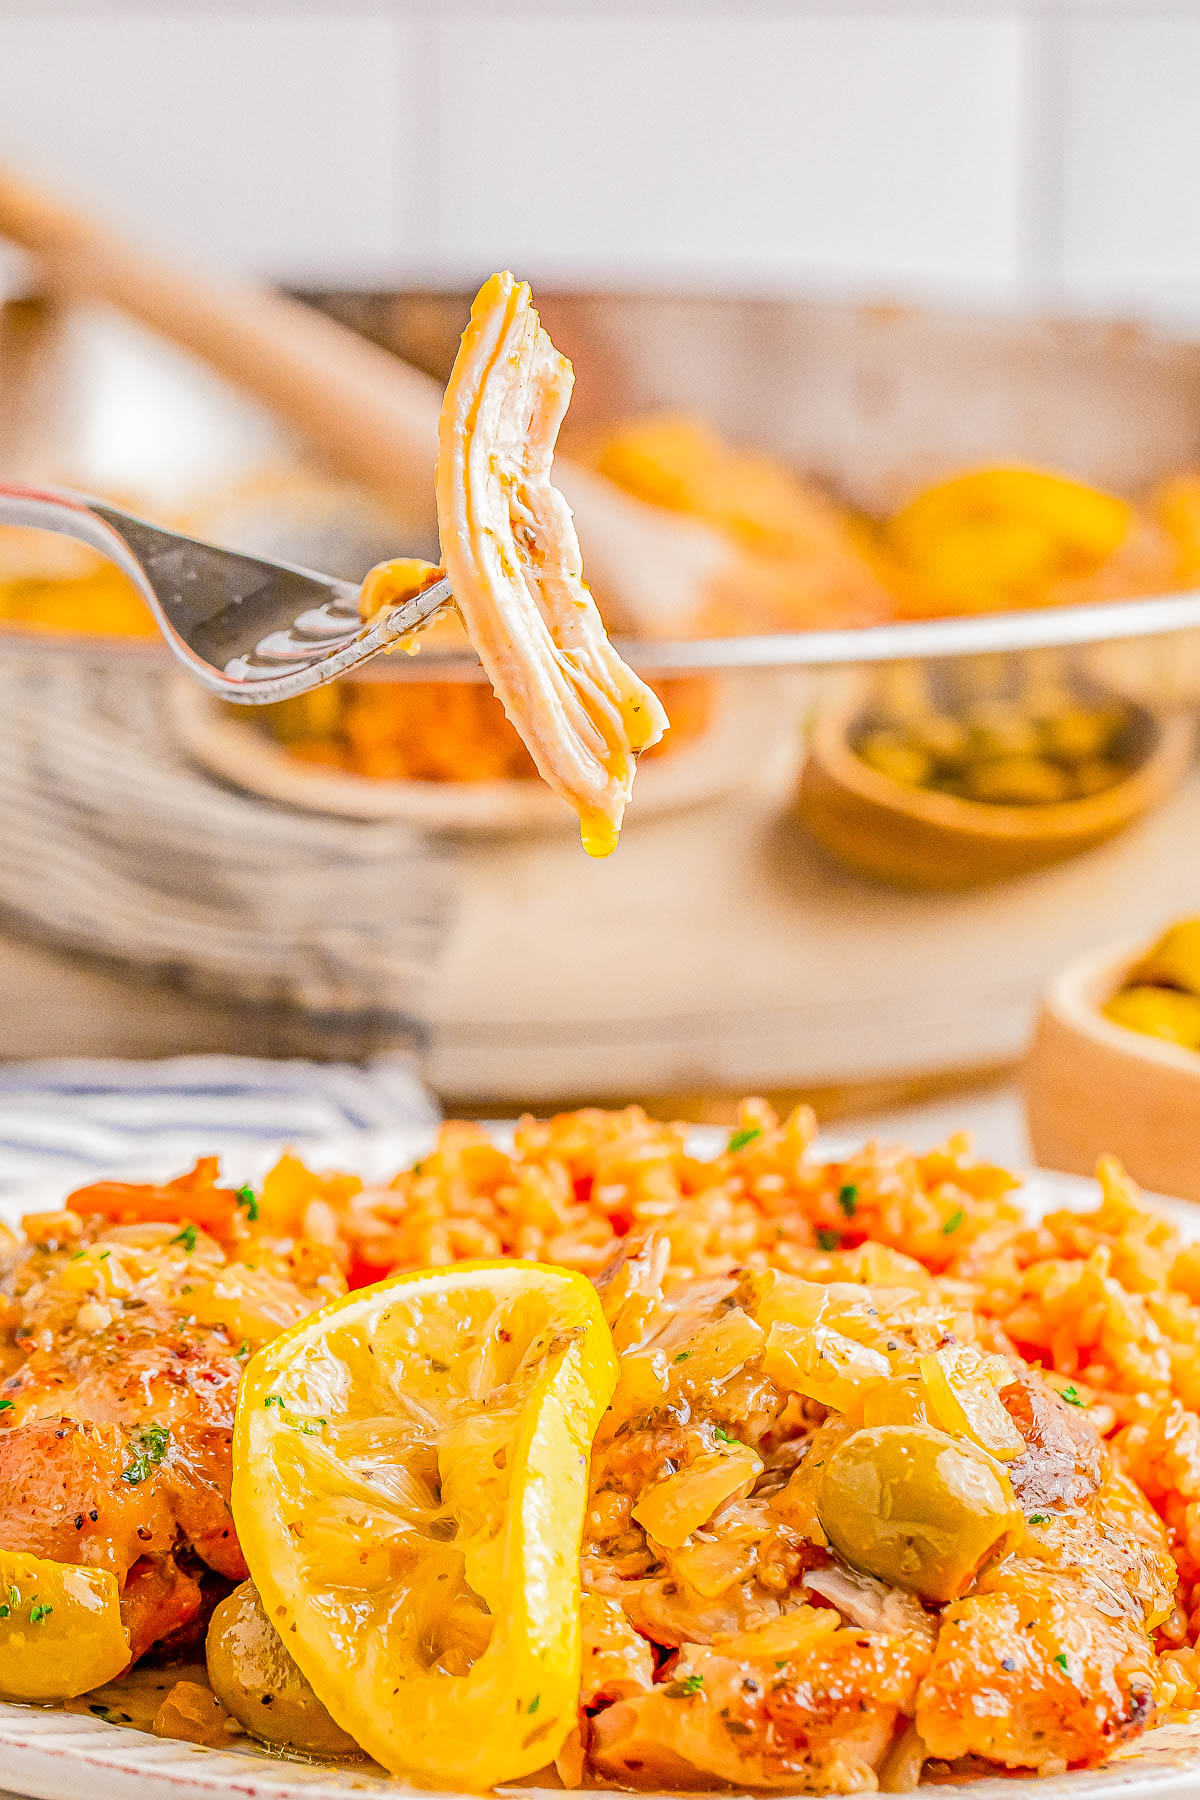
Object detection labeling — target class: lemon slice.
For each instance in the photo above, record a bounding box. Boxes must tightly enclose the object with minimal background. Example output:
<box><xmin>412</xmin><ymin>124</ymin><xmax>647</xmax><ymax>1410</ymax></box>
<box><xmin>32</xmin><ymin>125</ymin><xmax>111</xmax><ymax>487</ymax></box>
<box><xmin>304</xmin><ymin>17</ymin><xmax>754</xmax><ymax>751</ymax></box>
<box><xmin>232</xmin><ymin>1260</ymin><xmax>617</xmax><ymax>1788</ymax></box>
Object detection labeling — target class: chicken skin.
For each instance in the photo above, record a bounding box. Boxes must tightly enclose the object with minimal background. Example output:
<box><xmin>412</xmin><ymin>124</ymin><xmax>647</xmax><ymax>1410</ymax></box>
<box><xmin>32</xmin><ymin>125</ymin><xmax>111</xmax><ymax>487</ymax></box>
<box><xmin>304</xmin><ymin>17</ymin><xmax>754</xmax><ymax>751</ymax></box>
<box><xmin>0</xmin><ymin>1189</ymin><xmax>342</xmax><ymax>1662</ymax></box>
<box><xmin>583</xmin><ymin>1251</ymin><xmax>1181</xmax><ymax>1790</ymax></box>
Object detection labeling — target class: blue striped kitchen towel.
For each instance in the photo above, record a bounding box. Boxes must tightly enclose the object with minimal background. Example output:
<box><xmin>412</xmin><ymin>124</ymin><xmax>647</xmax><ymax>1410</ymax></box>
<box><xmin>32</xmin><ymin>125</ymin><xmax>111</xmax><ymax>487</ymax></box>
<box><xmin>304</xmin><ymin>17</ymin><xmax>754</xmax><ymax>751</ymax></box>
<box><xmin>0</xmin><ymin>1054</ymin><xmax>440</xmax><ymax>1212</ymax></box>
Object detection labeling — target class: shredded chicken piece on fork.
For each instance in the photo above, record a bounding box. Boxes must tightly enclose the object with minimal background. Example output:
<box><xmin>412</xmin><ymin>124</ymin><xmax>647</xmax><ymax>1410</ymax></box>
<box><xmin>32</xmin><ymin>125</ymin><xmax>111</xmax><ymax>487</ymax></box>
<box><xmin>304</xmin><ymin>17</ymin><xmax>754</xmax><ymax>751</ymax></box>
<box><xmin>434</xmin><ymin>272</ymin><xmax>669</xmax><ymax>856</ymax></box>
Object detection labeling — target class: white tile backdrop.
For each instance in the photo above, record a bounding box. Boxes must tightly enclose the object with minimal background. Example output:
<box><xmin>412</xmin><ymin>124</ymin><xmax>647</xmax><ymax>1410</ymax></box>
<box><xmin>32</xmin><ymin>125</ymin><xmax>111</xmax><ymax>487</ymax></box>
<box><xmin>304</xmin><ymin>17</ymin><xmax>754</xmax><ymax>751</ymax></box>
<box><xmin>435</xmin><ymin>15</ymin><xmax>1029</xmax><ymax>291</ymax></box>
<box><xmin>0</xmin><ymin>2</ymin><xmax>1198</xmax><ymax>317</ymax></box>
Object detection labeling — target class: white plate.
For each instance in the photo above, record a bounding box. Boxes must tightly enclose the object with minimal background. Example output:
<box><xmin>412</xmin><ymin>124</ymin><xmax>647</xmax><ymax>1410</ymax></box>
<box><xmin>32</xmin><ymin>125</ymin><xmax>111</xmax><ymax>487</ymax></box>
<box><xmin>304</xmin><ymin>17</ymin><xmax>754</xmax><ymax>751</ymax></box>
<box><xmin>0</xmin><ymin>1156</ymin><xmax>1197</xmax><ymax>1800</ymax></box>
<box><xmin>0</xmin><ymin>1705</ymin><xmax>1198</xmax><ymax>1800</ymax></box>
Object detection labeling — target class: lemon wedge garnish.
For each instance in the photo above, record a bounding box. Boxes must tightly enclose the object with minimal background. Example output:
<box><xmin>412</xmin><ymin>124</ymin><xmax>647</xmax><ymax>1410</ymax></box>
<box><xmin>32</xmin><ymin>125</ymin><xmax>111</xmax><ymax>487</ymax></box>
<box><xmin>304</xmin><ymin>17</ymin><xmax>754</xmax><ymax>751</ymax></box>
<box><xmin>232</xmin><ymin>1260</ymin><xmax>617</xmax><ymax>1788</ymax></box>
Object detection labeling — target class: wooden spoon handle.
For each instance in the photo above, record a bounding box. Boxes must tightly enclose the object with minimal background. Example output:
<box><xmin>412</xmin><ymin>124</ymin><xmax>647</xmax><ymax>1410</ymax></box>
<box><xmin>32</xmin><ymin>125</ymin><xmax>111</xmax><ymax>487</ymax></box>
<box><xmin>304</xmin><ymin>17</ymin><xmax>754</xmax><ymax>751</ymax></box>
<box><xmin>0</xmin><ymin>167</ymin><xmax>732</xmax><ymax>631</ymax></box>
<box><xmin>0</xmin><ymin>167</ymin><xmax>442</xmax><ymax>511</ymax></box>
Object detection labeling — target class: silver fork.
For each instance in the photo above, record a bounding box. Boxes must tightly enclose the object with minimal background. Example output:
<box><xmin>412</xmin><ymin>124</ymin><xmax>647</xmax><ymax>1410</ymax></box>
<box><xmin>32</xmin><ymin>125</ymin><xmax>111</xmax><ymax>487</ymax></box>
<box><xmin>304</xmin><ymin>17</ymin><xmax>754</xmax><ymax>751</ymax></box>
<box><xmin>0</xmin><ymin>481</ymin><xmax>452</xmax><ymax>703</ymax></box>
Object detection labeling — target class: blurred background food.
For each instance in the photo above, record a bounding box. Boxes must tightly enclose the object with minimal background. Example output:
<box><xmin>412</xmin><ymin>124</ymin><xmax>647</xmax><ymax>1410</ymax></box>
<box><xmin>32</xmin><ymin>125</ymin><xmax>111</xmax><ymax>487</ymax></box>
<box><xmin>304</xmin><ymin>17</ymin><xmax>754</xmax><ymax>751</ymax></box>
<box><xmin>0</xmin><ymin>528</ymin><xmax>155</xmax><ymax>638</ymax></box>
<box><xmin>853</xmin><ymin>668</ymin><xmax>1136</xmax><ymax>807</ymax></box>
<box><xmin>4</xmin><ymin>8</ymin><xmax>1200</xmax><ymax>1130</ymax></box>
<box><xmin>795</xmin><ymin>663</ymin><xmax>1196</xmax><ymax>890</ymax></box>
<box><xmin>248</xmin><ymin>671</ymin><xmax>713</xmax><ymax>786</ymax></box>
<box><xmin>4</xmin><ymin>444</ymin><xmax>1199</xmax><ymax>800</ymax></box>
<box><xmin>7</xmin><ymin>449</ymin><xmax>1200</xmax><ymax>646</ymax></box>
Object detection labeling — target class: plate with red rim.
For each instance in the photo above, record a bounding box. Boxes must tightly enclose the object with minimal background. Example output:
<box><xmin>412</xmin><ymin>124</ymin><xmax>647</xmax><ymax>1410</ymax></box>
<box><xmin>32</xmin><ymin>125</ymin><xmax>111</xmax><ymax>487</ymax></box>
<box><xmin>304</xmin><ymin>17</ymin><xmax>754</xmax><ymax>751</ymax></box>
<box><xmin>0</xmin><ymin>1148</ymin><xmax>1197</xmax><ymax>1800</ymax></box>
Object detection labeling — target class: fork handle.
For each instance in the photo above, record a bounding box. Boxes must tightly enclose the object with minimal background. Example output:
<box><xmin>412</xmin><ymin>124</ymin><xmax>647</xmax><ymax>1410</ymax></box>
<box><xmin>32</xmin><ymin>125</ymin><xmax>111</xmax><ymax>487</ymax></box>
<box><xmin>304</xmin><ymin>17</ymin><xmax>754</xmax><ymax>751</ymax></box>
<box><xmin>0</xmin><ymin>478</ymin><xmax>158</xmax><ymax>598</ymax></box>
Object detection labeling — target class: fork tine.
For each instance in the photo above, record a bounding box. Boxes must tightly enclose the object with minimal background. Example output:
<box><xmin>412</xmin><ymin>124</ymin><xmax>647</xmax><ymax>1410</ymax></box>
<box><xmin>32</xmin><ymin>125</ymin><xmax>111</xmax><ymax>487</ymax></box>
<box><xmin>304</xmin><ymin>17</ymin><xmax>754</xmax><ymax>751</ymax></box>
<box><xmin>215</xmin><ymin>577</ymin><xmax>454</xmax><ymax>700</ymax></box>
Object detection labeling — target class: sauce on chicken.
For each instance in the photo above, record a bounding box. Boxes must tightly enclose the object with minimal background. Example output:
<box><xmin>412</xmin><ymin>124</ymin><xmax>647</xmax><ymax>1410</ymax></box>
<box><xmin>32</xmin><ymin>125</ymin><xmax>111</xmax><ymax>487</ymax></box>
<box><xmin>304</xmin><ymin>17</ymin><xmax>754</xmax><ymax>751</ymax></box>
<box><xmin>0</xmin><ymin>1166</ymin><xmax>345</xmax><ymax>1666</ymax></box>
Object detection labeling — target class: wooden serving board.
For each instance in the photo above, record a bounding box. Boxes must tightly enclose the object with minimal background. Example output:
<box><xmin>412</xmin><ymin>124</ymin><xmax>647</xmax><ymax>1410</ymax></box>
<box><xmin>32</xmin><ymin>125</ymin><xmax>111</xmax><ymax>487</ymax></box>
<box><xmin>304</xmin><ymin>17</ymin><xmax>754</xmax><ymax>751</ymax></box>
<box><xmin>421</xmin><ymin>751</ymin><xmax>1200</xmax><ymax>1105</ymax></box>
<box><xmin>1</xmin><ymin>737</ymin><xmax>1199</xmax><ymax>1109</ymax></box>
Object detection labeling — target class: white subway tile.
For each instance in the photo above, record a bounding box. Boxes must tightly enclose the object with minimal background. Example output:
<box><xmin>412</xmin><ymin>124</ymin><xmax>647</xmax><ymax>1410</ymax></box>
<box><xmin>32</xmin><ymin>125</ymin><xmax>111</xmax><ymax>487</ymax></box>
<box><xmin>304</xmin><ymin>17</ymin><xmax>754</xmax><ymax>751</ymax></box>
<box><xmin>434</xmin><ymin>14</ymin><xmax>1031</xmax><ymax>297</ymax></box>
<box><xmin>0</xmin><ymin>12</ymin><xmax>430</xmax><ymax>284</ymax></box>
<box><xmin>1057</xmin><ymin>18</ymin><xmax>1200</xmax><ymax>316</ymax></box>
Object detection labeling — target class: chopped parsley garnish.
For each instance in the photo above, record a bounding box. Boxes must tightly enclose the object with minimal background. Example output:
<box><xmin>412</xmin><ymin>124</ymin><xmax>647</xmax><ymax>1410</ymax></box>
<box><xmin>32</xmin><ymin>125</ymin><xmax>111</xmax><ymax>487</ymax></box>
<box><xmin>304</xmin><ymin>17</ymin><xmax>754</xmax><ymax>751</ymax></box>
<box><xmin>673</xmin><ymin>1352</ymin><xmax>691</xmax><ymax>1364</ymax></box>
<box><xmin>69</xmin><ymin>1249</ymin><xmax>88</xmax><ymax>1262</ymax></box>
<box><xmin>0</xmin><ymin>1400</ymin><xmax>12</xmax><ymax>1412</ymax></box>
<box><xmin>527</xmin><ymin>1695</ymin><xmax>540</xmax><ymax>1715</ymax></box>
<box><xmin>1028</xmin><ymin>1514</ymin><xmax>1049</xmax><ymax>1525</ymax></box>
<box><xmin>28</xmin><ymin>1601</ymin><xmax>52</xmax><ymax>1625</ymax></box>
<box><xmin>815</xmin><ymin>1228</ymin><xmax>841</xmax><ymax>1252</ymax></box>
<box><xmin>121</xmin><ymin>1423</ymin><xmax>170</xmax><ymax>1485</ymax></box>
<box><xmin>1061</xmin><ymin>1385</ymin><xmax>1086</xmax><ymax>1407</ymax></box>
<box><xmin>235</xmin><ymin>1185</ymin><xmax>259</xmax><ymax>1222</ymax></box>
<box><xmin>712</xmin><ymin>1426</ymin><xmax>741</xmax><ymax>1447</ymax></box>
<box><xmin>284</xmin><ymin>1414</ymin><xmax>328</xmax><ymax>1437</ymax></box>
<box><xmin>942</xmin><ymin>1207</ymin><xmax>965</xmax><ymax>1236</ymax></box>
<box><xmin>837</xmin><ymin>1183</ymin><xmax>859</xmax><ymax>1218</ymax></box>
<box><xmin>262</xmin><ymin>1393</ymin><xmax>325</xmax><ymax>1436</ymax></box>
<box><xmin>7</xmin><ymin>1586</ymin><xmax>19</xmax><ymax>1608</ymax></box>
<box><xmin>667</xmin><ymin>1673</ymin><xmax>705</xmax><ymax>1697</ymax></box>
<box><xmin>170</xmin><ymin>1223</ymin><xmax>198</xmax><ymax>1254</ymax></box>
<box><xmin>235</xmin><ymin>1341</ymin><xmax>252</xmax><ymax>1361</ymax></box>
<box><xmin>0</xmin><ymin>1605</ymin><xmax>8</xmax><ymax>1620</ymax></box>
<box><xmin>727</xmin><ymin>1127</ymin><xmax>762</xmax><ymax>1154</ymax></box>
<box><xmin>1054</xmin><ymin>1651</ymin><xmax>1069</xmax><ymax>1672</ymax></box>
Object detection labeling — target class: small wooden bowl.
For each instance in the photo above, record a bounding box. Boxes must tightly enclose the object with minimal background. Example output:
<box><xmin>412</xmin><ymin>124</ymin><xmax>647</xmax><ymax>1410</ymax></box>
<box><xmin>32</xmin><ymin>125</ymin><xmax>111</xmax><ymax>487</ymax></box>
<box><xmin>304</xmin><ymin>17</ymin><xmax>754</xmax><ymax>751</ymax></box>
<box><xmin>1025</xmin><ymin>940</ymin><xmax>1200</xmax><ymax>1201</ymax></box>
<box><xmin>795</xmin><ymin>685</ymin><xmax>1195</xmax><ymax>890</ymax></box>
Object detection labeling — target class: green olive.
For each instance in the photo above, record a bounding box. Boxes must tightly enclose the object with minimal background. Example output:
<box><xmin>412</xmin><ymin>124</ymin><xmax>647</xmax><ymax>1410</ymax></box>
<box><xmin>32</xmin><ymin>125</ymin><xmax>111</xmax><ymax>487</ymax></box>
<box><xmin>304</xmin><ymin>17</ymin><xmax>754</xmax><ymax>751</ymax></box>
<box><xmin>855</xmin><ymin>730</ymin><xmax>933</xmax><ymax>788</ymax></box>
<box><xmin>961</xmin><ymin>755</ymin><xmax>1072</xmax><ymax>805</ymax></box>
<box><xmin>908</xmin><ymin>713</ymin><xmax>970</xmax><ymax>768</ymax></box>
<box><xmin>206</xmin><ymin>1580</ymin><xmax>359</xmax><ymax>1757</ymax></box>
<box><xmin>963</xmin><ymin>701</ymin><xmax>1041</xmax><ymax>759</ymax></box>
<box><xmin>816</xmin><ymin>1424</ymin><xmax>1023</xmax><ymax>1603</ymax></box>
<box><xmin>1037</xmin><ymin>703</ymin><xmax>1125</xmax><ymax>763</ymax></box>
<box><xmin>1070</xmin><ymin>757</ymin><xmax>1121</xmax><ymax>798</ymax></box>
